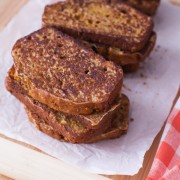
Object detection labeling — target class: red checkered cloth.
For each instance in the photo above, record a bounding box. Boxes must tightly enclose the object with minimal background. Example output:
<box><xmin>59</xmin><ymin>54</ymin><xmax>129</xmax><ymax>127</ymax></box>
<box><xmin>147</xmin><ymin>98</ymin><xmax>180</xmax><ymax>180</ymax></box>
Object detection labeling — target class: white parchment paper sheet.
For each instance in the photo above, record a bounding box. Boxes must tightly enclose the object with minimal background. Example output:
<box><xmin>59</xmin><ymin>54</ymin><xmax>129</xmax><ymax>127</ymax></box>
<box><xmin>0</xmin><ymin>0</ymin><xmax>180</xmax><ymax>175</ymax></box>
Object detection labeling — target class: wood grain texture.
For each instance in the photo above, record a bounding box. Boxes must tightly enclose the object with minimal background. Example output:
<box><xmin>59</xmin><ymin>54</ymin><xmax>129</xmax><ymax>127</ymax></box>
<box><xmin>0</xmin><ymin>137</ymin><xmax>109</xmax><ymax>180</ymax></box>
<box><xmin>0</xmin><ymin>175</ymin><xmax>12</xmax><ymax>180</ymax></box>
<box><xmin>170</xmin><ymin>0</ymin><xmax>180</xmax><ymax>6</ymax></box>
<box><xmin>0</xmin><ymin>0</ymin><xmax>27</xmax><ymax>31</ymax></box>
<box><xmin>0</xmin><ymin>130</ymin><xmax>163</xmax><ymax>180</ymax></box>
<box><xmin>0</xmin><ymin>0</ymin><xmax>178</xmax><ymax>180</ymax></box>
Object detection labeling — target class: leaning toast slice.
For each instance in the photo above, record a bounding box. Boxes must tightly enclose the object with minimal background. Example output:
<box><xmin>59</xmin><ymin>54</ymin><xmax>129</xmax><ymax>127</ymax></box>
<box><xmin>42</xmin><ymin>0</ymin><xmax>153</xmax><ymax>52</ymax></box>
<box><xmin>12</xmin><ymin>27</ymin><xmax>123</xmax><ymax>115</ymax></box>
<box><xmin>26</xmin><ymin>95</ymin><xmax>129</xmax><ymax>143</ymax></box>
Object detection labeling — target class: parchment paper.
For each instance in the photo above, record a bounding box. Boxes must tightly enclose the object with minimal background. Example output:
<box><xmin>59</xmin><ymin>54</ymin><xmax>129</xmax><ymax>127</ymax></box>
<box><xmin>0</xmin><ymin>0</ymin><xmax>179</xmax><ymax>175</ymax></box>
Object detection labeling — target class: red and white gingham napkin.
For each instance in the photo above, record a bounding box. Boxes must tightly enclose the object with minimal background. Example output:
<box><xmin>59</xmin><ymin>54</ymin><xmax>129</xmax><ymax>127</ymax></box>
<box><xmin>147</xmin><ymin>97</ymin><xmax>180</xmax><ymax>180</ymax></box>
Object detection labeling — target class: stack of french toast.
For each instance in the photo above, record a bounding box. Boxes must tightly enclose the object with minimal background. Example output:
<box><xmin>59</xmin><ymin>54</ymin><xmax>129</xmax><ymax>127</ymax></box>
<box><xmin>43</xmin><ymin>0</ymin><xmax>157</xmax><ymax>72</ymax></box>
<box><xmin>6</xmin><ymin>0</ymin><xmax>160</xmax><ymax>143</ymax></box>
<box><xmin>6</xmin><ymin>27</ymin><xmax>129</xmax><ymax>143</ymax></box>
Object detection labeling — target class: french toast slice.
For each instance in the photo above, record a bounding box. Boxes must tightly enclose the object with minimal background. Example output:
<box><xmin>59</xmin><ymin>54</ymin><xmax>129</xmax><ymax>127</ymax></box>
<box><xmin>25</xmin><ymin>97</ymin><xmax>129</xmax><ymax>144</ymax></box>
<box><xmin>6</xmin><ymin>71</ymin><xmax>129</xmax><ymax>143</ymax></box>
<box><xmin>42</xmin><ymin>0</ymin><xmax>153</xmax><ymax>52</ymax></box>
<box><xmin>122</xmin><ymin>0</ymin><xmax>160</xmax><ymax>16</ymax></box>
<box><xmin>12</xmin><ymin>27</ymin><xmax>123</xmax><ymax>115</ymax></box>
<box><xmin>82</xmin><ymin>32</ymin><xmax>156</xmax><ymax>72</ymax></box>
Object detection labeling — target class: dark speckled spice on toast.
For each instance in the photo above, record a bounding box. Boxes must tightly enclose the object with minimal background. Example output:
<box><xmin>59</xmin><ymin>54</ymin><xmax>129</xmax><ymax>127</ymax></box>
<box><xmin>12</xmin><ymin>27</ymin><xmax>123</xmax><ymax>115</ymax></box>
<box><xmin>6</xmin><ymin>71</ymin><xmax>129</xmax><ymax>144</ymax></box>
<box><xmin>25</xmin><ymin>98</ymin><xmax>129</xmax><ymax>143</ymax></box>
<box><xmin>42</xmin><ymin>0</ymin><xmax>153</xmax><ymax>52</ymax></box>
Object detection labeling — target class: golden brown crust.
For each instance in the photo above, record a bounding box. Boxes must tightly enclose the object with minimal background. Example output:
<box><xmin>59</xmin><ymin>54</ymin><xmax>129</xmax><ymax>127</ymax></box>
<box><xmin>82</xmin><ymin>32</ymin><xmax>156</xmax><ymax>72</ymax></box>
<box><xmin>27</xmin><ymin>108</ymin><xmax>64</xmax><ymax>141</ymax></box>
<box><xmin>6</xmin><ymin>72</ymin><xmax>129</xmax><ymax>143</ymax></box>
<box><xmin>109</xmin><ymin>32</ymin><xmax>156</xmax><ymax>63</ymax></box>
<box><xmin>12</xmin><ymin>27</ymin><xmax>123</xmax><ymax>115</ymax></box>
<box><xmin>25</xmin><ymin>95</ymin><xmax>129</xmax><ymax>144</ymax></box>
<box><xmin>42</xmin><ymin>0</ymin><xmax>153</xmax><ymax>52</ymax></box>
<box><xmin>8</xmin><ymin>67</ymin><xmax>121</xmax><ymax>129</ymax></box>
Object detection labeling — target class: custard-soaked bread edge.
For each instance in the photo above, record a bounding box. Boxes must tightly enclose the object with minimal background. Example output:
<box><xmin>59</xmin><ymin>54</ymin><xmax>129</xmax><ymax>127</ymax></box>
<box><xmin>12</xmin><ymin>27</ymin><xmax>123</xmax><ymax>115</ymax></box>
<box><xmin>42</xmin><ymin>1</ymin><xmax>153</xmax><ymax>52</ymax></box>
<box><xmin>108</xmin><ymin>32</ymin><xmax>157</xmax><ymax>64</ymax></box>
<box><xmin>25</xmin><ymin>95</ymin><xmax>129</xmax><ymax>144</ymax></box>
<box><xmin>6</xmin><ymin>75</ymin><xmax>113</xmax><ymax>143</ymax></box>
<box><xmin>6</xmin><ymin>72</ymin><xmax>127</xmax><ymax>143</ymax></box>
<box><xmin>7</xmin><ymin>67</ymin><xmax>122</xmax><ymax>129</ymax></box>
<box><xmin>82</xmin><ymin>32</ymin><xmax>156</xmax><ymax>72</ymax></box>
<box><xmin>26</xmin><ymin>107</ymin><xmax>65</xmax><ymax>141</ymax></box>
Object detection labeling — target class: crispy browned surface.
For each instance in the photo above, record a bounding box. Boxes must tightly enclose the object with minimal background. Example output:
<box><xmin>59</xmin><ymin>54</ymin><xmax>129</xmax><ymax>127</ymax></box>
<box><xmin>122</xmin><ymin>0</ymin><xmax>160</xmax><ymax>16</ymax></box>
<box><xmin>42</xmin><ymin>0</ymin><xmax>153</xmax><ymax>52</ymax></box>
<box><xmin>109</xmin><ymin>32</ymin><xmax>156</xmax><ymax>63</ymax></box>
<box><xmin>82</xmin><ymin>32</ymin><xmax>156</xmax><ymax>72</ymax></box>
<box><xmin>26</xmin><ymin>107</ymin><xmax>65</xmax><ymax>141</ymax></box>
<box><xmin>26</xmin><ymin>97</ymin><xmax>129</xmax><ymax>143</ymax></box>
<box><xmin>12</xmin><ymin>27</ymin><xmax>123</xmax><ymax>115</ymax></box>
<box><xmin>87</xmin><ymin>96</ymin><xmax>129</xmax><ymax>143</ymax></box>
<box><xmin>6</xmin><ymin>72</ymin><xmax>129</xmax><ymax>143</ymax></box>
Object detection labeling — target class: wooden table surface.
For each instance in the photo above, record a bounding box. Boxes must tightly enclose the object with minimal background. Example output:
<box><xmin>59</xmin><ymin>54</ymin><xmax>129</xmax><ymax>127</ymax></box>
<box><xmin>0</xmin><ymin>0</ymin><xmax>178</xmax><ymax>179</ymax></box>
